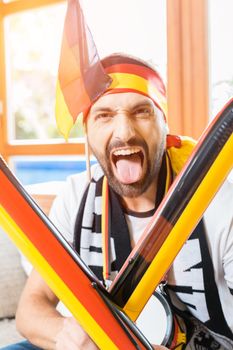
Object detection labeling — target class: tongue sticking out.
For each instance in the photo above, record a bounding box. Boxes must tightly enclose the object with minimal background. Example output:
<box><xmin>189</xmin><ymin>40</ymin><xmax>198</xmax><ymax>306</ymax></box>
<box><xmin>115</xmin><ymin>153</ymin><xmax>142</xmax><ymax>184</ymax></box>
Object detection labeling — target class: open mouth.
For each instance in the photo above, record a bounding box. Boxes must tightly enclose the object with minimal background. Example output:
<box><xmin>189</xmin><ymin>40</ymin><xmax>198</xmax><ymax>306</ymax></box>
<box><xmin>111</xmin><ymin>147</ymin><xmax>144</xmax><ymax>184</ymax></box>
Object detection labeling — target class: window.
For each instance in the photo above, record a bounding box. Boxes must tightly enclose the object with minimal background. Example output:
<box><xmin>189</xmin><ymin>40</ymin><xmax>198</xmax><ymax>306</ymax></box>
<box><xmin>82</xmin><ymin>0</ymin><xmax>167</xmax><ymax>78</ymax></box>
<box><xmin>209</xmin><ymin>0</ymin><xmax>233</xmax><ymax>118</ymax></box>
<box><xmin>2</xmin><ymin>0</ymin><xmax>18</xmax><ymax>3</ymax></box>
<box><xmin>0</xmin><ymin>1</ymin><xmax>215</xmax><ymax>178</ymax></box>
<box><xmin>5</xmin><ymin>2</ymin><xmax>83</xmax><ymax>142</ymax></box>
<box><xmin>12</xmin><ymin>155</ymin><xmax>96</xmax><ymax>185</ymax></box>
<box><xmin>0</xmin><ymin>0</ymin><xmax>167</xmax><ymax>181</ymax></box>
<box><xmin>4</xmin><ymin>0</ymin><xmax>166</xmax><ymax>144</ymax></box>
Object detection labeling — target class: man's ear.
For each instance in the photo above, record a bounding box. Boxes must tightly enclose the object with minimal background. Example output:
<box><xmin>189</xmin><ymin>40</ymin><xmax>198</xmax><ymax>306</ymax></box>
<box><xmin>156</xmin><ymin>107</ymin><xmax>167</xmax><ymax>131</ymax></box>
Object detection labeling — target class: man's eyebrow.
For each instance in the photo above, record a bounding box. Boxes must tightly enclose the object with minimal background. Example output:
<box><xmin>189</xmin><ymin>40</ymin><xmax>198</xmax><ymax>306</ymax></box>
<box><xmin>130</xmin><ymin>101</ymin><xmax>154</xmax><ymax>110</ymax></box>
<box><xmin>90</xmin><ymin>100</ymin><xmax>154</xmax><ymax>114</ymax></box>
<box><xmin>91</xmin><ymin>106</ymin><xmax>113</xmax><ymax>113</ymax></box>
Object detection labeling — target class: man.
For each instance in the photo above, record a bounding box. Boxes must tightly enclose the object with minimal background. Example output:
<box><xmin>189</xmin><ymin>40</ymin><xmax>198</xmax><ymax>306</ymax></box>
<box><xmin>2</xmin><ymin>54</ymin><xmax>233</xmax><ymax>350</ymax></box>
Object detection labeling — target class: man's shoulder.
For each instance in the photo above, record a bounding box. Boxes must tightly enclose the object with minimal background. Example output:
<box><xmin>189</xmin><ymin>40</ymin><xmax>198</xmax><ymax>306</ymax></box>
<box><xmin>204</xmin><ymin>175</ymin><xmax>233</xmax><ymax>238</ymax></box>
<box><xmin>208</xmin><ymin>175</ymin><xmax>233</xmax><ymax>212</ymax></box>
<box><xmin>66</xmin><ymin>163</ymin><xmax>102</xmax><ymax>187</ymax></box>
<box><xmin>49</xmin><ymin>163</ymin><xmax>103</xmax><ymax>237</ymax></box>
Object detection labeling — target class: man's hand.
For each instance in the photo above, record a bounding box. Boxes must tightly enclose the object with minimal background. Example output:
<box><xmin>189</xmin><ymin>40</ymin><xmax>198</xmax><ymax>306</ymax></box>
<box><xmin>55</xmin><ymin>317</ymin><xmax>99</xmax><ymax>350</ymax></box>
<box><xmin>55</xmin><ymin>317</ymin><xmax>170</xmax><ymax>350</ymax></box>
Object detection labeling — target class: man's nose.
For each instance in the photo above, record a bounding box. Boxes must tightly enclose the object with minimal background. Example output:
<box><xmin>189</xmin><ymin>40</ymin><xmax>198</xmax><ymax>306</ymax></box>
<box><xmin>113</xmin><ymin>114</ymin><xmax>136</xmax><ymax>142</ymax></box>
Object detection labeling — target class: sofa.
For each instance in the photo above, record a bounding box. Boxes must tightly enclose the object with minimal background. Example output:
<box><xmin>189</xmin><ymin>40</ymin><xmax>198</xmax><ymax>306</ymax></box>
<box><xmin>0</xmin><ymin>227</ymin><xmax>26</xmax><ymax>347</ymax></box>
<box><xmin>0</xmin><ymin>183</ymin><xmax>60</xmax><ymax>347</ymax></box>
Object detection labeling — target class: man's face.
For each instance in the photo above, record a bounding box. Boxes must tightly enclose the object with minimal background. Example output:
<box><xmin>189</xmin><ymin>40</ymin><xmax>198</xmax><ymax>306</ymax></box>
<box><xmin>86</xmin><ymin>92</ymin><xmax>167</xmax><ymax>198</ymax></box>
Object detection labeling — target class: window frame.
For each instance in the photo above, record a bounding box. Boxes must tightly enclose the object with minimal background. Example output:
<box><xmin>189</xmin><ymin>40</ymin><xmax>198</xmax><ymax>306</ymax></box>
<box><xmin>0</xmin><ymin>0</ymin><xmax>85</xmax><ymax>162</ymax></box>
<box><xmin>167</xmin><ymin>0</ymin><xmax>209</xmax><ymax>139</ymax></box>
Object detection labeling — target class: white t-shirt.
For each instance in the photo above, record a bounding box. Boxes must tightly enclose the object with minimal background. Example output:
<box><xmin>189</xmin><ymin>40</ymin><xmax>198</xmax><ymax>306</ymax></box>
<box><xmin>167</xmin><ymin>177</ymin><xmax>233</xmax><ymax>333</ymax></box>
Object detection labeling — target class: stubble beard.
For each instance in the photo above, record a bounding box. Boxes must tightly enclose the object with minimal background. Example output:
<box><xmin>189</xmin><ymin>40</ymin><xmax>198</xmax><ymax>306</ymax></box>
<box><xmin>90</xmin><ymin>137</ymin><xmax>166</xmax><ymax>198</ymax></box>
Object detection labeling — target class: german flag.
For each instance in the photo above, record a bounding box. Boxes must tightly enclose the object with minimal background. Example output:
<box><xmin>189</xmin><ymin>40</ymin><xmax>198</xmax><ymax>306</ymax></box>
<box><xmin>55</xmin><ymin>0</ymin><xmax>112</xmax><ymax>139</ymax></box>
<box><xmin>0</xmin><ymin>156</ymin><xmax>150</xmax><ymax>350</ymax></box>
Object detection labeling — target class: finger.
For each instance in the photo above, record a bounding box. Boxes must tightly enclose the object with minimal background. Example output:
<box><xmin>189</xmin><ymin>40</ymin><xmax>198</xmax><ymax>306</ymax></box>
<box><xmin>63</xmin><ymin>317</ymin><xmax>99</xmax><ymax>349</ymax></box>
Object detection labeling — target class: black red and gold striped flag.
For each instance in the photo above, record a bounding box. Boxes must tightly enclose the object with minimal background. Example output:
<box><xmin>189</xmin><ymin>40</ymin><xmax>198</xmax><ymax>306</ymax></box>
<box><xmin>55</xmin><ymin>0</ymin><xmax>111</xmax><ymax>139</ymax></box>
<box><xmin>0</xmin><ymin>157</ymin><xmax>151</xmax><ymax>350</ymax></box>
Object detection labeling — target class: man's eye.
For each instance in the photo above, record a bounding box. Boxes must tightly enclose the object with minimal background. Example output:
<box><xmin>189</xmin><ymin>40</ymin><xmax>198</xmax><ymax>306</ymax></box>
<box><xmin>134</xmin><ymin>107</ymin><xmax>153</xmax><ymax>117</ymax></box>
<box><xmin>95</xmin><ymin>113</ymin><xmax>112</xmax><ymax>120</ymax></box>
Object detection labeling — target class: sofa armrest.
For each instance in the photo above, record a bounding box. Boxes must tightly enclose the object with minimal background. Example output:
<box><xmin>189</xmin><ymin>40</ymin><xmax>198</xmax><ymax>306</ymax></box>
<box><xmin>0</xmin><ymin>228</ymin><xmax>27</xmax><ymax>319</ymax></box>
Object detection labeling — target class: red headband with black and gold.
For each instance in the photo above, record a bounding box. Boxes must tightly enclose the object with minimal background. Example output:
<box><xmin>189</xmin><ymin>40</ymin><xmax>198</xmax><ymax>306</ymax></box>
<box><xmin>101</xmin><ymin>59</ymin><xmax>167</xmax><ymax>116</ymax></box>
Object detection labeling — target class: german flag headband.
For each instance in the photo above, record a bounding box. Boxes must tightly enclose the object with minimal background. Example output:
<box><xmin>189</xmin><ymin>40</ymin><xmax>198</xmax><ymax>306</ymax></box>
<box><xmin>55</xmin><ymin>0</ymin><xmax>167</xmax><ymax>140</ymax></box>
<box><xmin>100</xmin><ymin>57</ymin><xmax>167</xmax><ymax>120</ymax></box>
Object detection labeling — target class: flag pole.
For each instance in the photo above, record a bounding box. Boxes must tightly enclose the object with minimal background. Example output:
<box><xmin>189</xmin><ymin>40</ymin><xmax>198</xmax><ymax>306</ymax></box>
<box><xmin>84</xmin><ymin>122</ymin><xmax>91</xmax><ymax>182</ymax></box>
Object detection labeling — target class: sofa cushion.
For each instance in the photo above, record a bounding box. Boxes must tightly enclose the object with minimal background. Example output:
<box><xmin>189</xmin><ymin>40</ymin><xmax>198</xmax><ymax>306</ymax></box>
<box><xmin>0</xmin><ymin>319</ymin><xmax>24</xmax><ymax>347</ymax></box>
<box><xmin>0</xmin><ymin>228</ymin><xmax>27</xmax><ymax>319</ymax></box>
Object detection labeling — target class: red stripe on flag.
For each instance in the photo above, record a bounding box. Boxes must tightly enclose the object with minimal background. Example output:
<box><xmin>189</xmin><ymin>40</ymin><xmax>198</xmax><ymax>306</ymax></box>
<box><xmin>58</xmin><ymin>37</ymin><xmax>82</xmax><ymax>87</ymax></box>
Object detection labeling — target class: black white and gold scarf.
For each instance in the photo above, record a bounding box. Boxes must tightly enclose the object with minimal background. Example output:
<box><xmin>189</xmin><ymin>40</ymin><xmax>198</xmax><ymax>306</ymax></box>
<box><xmin>74</xmin><ymin>152</ymin><xmax>172</xmax><ymax>282</ymax></box>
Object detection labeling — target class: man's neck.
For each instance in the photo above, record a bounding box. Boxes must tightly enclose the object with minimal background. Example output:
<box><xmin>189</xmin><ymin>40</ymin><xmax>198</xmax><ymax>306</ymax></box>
<box><xmin>120</xmin><ymin>181</ymin><xmax>157</xmax><ymax>213</ymax></box>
